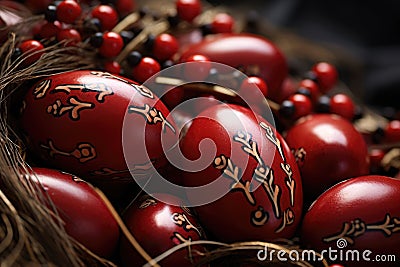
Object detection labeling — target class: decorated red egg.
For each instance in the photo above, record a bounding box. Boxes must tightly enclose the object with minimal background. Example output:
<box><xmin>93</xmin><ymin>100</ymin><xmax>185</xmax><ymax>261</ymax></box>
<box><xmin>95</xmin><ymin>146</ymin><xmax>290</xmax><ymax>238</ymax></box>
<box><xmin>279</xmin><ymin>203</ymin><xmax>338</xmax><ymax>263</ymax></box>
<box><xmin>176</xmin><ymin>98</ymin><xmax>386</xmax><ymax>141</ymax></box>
<box><xmin>180</xmin><ymin>33</ymin><xmax>288</xmax><ymax>100</ymax></box>
<box><xmin>284</xmin><ymin>114</ymin><xmax>369</xmax><ymax>200</ymax></box>
<box><xmin>120</xmin><ymin>194</ymin><xmax>205</xmax><ymax>267</ymax></box>
<box><xmin>30</xmin><ymin>167</ymin><xmax>119</xmax><ymax>258</ymax></box>
<box><xmin>20</xmin><ymin>70</ymin><xmax>177</xmax><ymax>185</ymax></box>
<box><xmin>301</xmin><ymin>175</ymin><xmax>400</xmax><ymax>267</ymax></box>
<box><xmin>180</xmin><ymin>103</ymin><xmax>303</xmax><ymax>242</ymax></box>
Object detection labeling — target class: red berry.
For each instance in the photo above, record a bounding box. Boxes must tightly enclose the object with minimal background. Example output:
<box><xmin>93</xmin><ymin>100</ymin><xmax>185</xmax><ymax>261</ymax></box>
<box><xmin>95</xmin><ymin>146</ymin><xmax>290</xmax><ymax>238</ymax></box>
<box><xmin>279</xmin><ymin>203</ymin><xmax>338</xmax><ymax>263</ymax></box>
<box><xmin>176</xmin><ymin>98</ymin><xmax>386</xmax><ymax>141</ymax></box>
<box><xmin>57</xmin><ymin>28</ymin><xmax>81</xmax><ymax>46</ymax></box>
<box><xmin>39</xmin><ymin>21</ymin><xmax>62</xmax><ymax>39</ymax></box>
<box><xmin>31</xmin><ymin>21</ymin><xmax>44</xmax><ymax>39</ymax></box>
<box><xmin>298</xmin><ymin>79</ymin><xmax>319</xmax><ymax>102</ymax></box>
<box><xmin>91</xmin><ymin>5</ymin><xmax>119</xmax><ymax>31</ymax></box>
<box><xmin>176</xmin><ymin>0</ymin><xmax>201</xmax><ymax>23</ymax></box>
<box><xmin>104</xmin><ymin>61</ymin><xmax>121</xmax><ymax>74</ymax></box>
<box><xmin>56</xmin><ymin>0</ymin><xmax>81</xmax><ymax>24</ymax></box>
<box><xmin>116</xmin><ymin>0</ymin><xmax>135</xmax><ymax>17</ymax></box>
<box><xmin>274</xmin><ymin>77</ymin><xmax>297</xmax><ymax>103</ymax></box>
<box><xmin>239</xmin><ymin>76</ymin><xmax>268</xmax><ymax>100</ymax></box>
<box><xmin>211</xmin><ymin>13</ymin><xmax>234</xmax><ymax>33</ymax></box>
<box><xmin>19</xmin><ymin>40</ymin><xmax>44</xmax><ymax>65</ymax></box>
<box><xmin>98</xmin><ymin>32</ymin><xmax>124</xmax><ymax>58</ymax></box>
<box><xmin>385</xmin><ymin>120</ymin><xmax>400</xmax><ymax>143</ymax></box>
<box><xmin>312</xmin><ymin>62</ymin><xmax>338</xmax><ymax>93</ymax></box>
<box><xmin>152</xmin><ymin>33</ymin><xmax>179</xmax><ymax>61</ymax></box>
<box><xmin>369</xmin><ymin>148</ymin><xmax>385</xmax><ymax>171</ymax></box>
<box><xmin>183</xmin><ymin>54</ymin><xmax>211</xmax><ymax>81</ymax></box>
<box><xmin>330</xmin><ymin>93</ymin><xmax>354</xmax><ymax>120</ymax></box>
<box><xmin>132</xmin><ymin>57</ymin><xmax>161</xmax><ymax>83</ymax></box>
<box><xmin>288</xmin><ymin>93</ymin><xmax>312</xmax><ymax>120</ymax></box>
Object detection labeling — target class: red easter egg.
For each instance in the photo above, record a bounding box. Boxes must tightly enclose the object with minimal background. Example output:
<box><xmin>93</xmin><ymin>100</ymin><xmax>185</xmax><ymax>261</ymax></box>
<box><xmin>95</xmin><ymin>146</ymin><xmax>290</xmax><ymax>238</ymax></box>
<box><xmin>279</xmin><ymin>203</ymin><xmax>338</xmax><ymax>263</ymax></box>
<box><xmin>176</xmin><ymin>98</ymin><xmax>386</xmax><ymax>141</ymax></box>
<box><xmin>20</xmin><ymin>70</ymin><xmax>177</xmax><ymax>185</ymax></box>
<box><xmin>180</xmin><ymin>104</ymin><xmax>303</xmax><ymax>242</ymax></box>
<box><xmin>120</xmin><ymin>194</ymin><xmax>205</xmax><ymax>267</ymax></box>
<box><xmin>30</xmin><ymin>167</ymin><xmax>119</xmax><ymax>258</ymax></box>
<box><xmin>301</xmin><ymin>175</ymin><xmax>400</xmax><ymax>267</ymax></box>
<box><xmin>284</xmin><ymin>114</ymin><xmax>369</xmax><ymax>200</ymax></box>
<box><xmin>180</xmin><ymin>33</ymin><xmax>288</xmax><ymax>101</ymax></box>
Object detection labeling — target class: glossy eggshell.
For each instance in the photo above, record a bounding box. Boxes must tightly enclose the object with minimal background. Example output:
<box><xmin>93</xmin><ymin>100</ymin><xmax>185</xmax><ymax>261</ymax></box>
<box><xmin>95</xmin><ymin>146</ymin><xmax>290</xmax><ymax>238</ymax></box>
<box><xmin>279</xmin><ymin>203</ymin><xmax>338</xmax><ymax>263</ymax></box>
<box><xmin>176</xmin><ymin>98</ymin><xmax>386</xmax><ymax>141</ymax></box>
<box><xmin>301</xmin><ymin>175</ymin><xmax>400</xmax><ymax>267</ymax></box>
<box><xmin>180</xmin><ymin>104</ymin><xmax>303</xmax><ymax>242</ymax></box>
<box><xmin>31</xmin><ymin>167</ymin><xmax>119</xmax><ymax>258</ymax></box>
<box><xmin>119</xmin><ymin>194</ymin><xmax>205</xmax><ymax>267</ymax></box>
<box><xmin>20</xmin><ymin>70</ymin><xmax>177</xmax><ymax>185</ymax></box>
<box><xmin>180</xmin><ymin>33</ymin><xmax>288</xmax><ymax>100</ymax></box>
<box><xmin>284</xmin><ymin>114</ymin><xmax>369</xmax><ymax>201</ymax></box>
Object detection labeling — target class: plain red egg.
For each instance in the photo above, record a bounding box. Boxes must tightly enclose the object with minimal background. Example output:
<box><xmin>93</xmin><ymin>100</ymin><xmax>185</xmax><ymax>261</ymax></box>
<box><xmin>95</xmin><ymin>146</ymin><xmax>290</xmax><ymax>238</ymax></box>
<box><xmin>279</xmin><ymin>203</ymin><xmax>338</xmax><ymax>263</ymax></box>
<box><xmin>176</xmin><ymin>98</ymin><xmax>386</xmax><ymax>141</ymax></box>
<box><xmin>30</xmin><ymin>167</ymin><xmax>119</xmax><ymax>258</ymax></box>
<box><xmin>180</xmin><ymin>33</ymin><xmax>288</xmax><ymax>101</ymax></box>
<box><xmin>284</xmin><ymin>114</ymin><xmax>369</xmax><ymax>201</ymax></box>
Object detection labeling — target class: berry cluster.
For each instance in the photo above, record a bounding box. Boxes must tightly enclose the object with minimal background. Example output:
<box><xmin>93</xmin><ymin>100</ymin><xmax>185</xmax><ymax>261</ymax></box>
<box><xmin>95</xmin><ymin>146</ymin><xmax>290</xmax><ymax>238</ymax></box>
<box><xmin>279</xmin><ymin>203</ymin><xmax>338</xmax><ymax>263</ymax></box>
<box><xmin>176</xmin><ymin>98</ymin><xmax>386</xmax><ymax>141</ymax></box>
<box><xmin>13</xmin><ymin>0</ymin><xmax>238</xmax><ymax>84</ymax></box>
<box><xmin>278</xmin><ymin>62</ymin><xmax>357</xmax><ymax>121</ymax></box>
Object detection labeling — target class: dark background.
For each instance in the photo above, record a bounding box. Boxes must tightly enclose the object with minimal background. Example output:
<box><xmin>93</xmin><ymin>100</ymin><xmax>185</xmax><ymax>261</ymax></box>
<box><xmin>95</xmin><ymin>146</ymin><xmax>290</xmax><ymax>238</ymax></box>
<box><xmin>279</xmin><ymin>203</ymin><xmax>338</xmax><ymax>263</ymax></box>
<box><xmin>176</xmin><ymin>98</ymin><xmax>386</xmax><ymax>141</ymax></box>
<box><xmin>208</xmin><ymin>0</ymin><xmax>400</xmax><ymax>112</ymax></box>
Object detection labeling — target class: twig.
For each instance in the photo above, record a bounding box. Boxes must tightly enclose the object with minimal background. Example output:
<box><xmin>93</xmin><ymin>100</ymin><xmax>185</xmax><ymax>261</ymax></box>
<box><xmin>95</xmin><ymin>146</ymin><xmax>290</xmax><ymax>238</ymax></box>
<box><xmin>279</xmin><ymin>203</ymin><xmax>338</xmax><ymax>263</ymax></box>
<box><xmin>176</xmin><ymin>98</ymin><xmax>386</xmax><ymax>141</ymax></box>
<box><xmin>94</xmin><ymin>188</ymin><xmax>160</xmax><ymax>267</ymax></box>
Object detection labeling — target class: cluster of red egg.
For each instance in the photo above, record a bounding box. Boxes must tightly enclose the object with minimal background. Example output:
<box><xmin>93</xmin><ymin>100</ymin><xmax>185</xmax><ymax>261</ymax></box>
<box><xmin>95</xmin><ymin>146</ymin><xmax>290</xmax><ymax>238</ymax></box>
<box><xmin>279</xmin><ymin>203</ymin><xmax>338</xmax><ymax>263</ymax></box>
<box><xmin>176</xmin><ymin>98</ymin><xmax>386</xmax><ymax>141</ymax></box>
<box><xmin>2</xmin><ymin>0</ymin><xmax>400</xmax><ymax>266</ymax></box>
